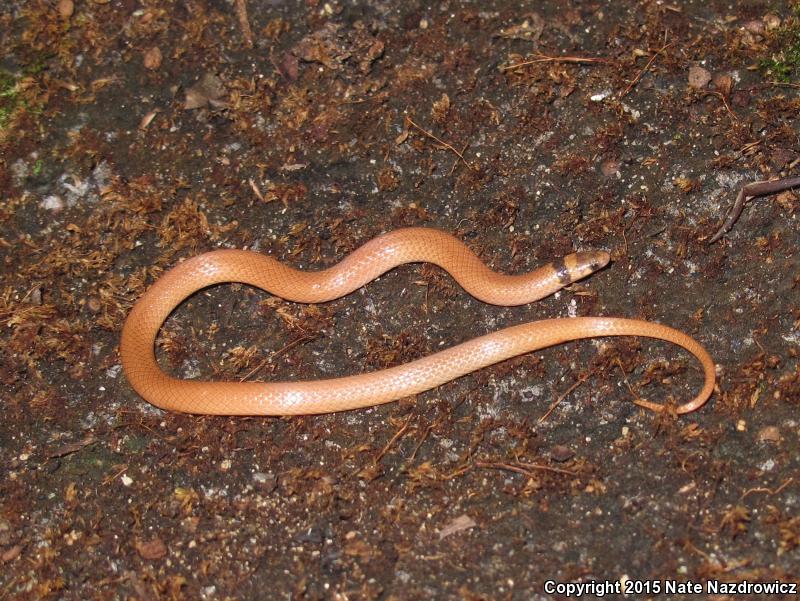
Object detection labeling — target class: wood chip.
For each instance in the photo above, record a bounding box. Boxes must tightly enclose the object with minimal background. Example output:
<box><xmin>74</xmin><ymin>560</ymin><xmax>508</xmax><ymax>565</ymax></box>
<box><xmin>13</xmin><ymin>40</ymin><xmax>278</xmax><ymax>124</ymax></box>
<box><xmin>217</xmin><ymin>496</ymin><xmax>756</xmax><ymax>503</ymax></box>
<box><xmin>139</xmin><ymin>109</ymin><xmax>160</xmax><ymax>130</ymax></box>
<box><xmin>48</xmin><ymin>435</ymin><xmax>96</xmax><ymax>459</ymax></box>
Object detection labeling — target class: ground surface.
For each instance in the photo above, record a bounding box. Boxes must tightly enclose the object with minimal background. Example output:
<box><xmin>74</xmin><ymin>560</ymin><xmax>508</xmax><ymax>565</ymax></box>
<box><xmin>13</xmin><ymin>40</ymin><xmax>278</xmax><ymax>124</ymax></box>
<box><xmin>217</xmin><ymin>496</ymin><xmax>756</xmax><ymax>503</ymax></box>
<box><xmin>1</xmin><ymin>0</ymin><xmax>799</xmax><ymax>599</ymax></box>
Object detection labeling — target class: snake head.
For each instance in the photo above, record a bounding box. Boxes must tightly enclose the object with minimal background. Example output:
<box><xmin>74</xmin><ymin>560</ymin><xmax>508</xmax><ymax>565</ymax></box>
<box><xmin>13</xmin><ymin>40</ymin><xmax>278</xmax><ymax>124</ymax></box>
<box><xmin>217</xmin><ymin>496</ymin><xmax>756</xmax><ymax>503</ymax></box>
<box><xmin>563</xmin><ymin>250</ymin><xmax>611</xmax><ymax>282</ymax></box>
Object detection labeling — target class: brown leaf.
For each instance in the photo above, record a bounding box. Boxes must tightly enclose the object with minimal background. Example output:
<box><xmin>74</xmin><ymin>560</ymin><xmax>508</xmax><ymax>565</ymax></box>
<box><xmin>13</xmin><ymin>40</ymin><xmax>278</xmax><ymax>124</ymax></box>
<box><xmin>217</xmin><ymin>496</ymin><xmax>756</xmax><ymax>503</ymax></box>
<box><xmin>48</xmin><ymin>435</ymin><xmax>96</xmax><ymax>459</ymax></box>
<box><xmin>135</xmin><ymin>537</ymin><xmax>167</xmax><ymax>560</ymax></box>
<box><xmin>495</xmin><ymin>13</ymin><xmax>545</xmax><ymax>43</ymax></box>
<box><xmin>713</xmin><ymin>73</ymin><xmax>733</xmax><ymax>96</ymax></box>
<box><xmin>431</xmin><ymin>93</ymin><xmax>450</xmax><ymax>124</ymax></box>
<box><xmin>757</xmin><ymin>426</ymin><xmax>782</xmax><ymax>443</ymax></box>
<box><xmin>763</xmin><ymin>13</ymin><xmax>781</xmax><ymax>30</ymax></box>
<box><xmin>184</xmin><ymin>73</ymin><xmax>227</xmax><ymax>110</ymax></box>
<box><xmin>344</xmin><ymin>538</ymin><xmax>374</xmax><ymax>558</ymax></box>
<box><xmin>438</xmin><ymin>514</ymin><xmax>476</xmax><ymax>540</ymax></box>
<box><xmin>600</xmin><ymin>159</ymin><xmax>620</xmax><ymax>178</ymax></box>
<box><xmin>361</xmin><ymin>39</ymin><xmax>385</xmax><ymax>73</ymax></box>
<box><xmin>292</xmin><ymin>23</ymin><xmax>350</xmax><ymax>70</ymax></box>
<box><xmin>1</xmin><ymin>545</ymin><xmax>22</xmax><ymax>562</ymax></box>
<box><xmin>743</xmin><ymin>20</ymin><xmax>764</xmax><ymax>35</ymax></box>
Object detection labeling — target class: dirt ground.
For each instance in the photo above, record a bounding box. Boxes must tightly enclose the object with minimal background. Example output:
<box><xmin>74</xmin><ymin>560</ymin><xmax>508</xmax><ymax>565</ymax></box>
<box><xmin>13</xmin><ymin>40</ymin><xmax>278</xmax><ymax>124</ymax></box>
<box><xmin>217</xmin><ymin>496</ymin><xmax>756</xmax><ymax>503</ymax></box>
<box><xmin>1</xmin><ymin>0</ymin><xmax>799</xmax><ymax>599</ymax></box>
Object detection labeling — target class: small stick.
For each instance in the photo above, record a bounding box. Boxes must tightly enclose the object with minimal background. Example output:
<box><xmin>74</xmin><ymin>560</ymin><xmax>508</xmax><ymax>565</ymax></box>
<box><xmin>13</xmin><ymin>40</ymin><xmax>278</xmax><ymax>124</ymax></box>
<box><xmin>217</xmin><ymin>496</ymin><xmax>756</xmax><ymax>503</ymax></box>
<box><xmin>501</xmin><ymin>54</ymin><xmax>608</xmax><ymax>71</ymax></box>
<box><xmin>239</xmin><ymin>333</ymin><xmax>314</xmax><ymax>382</ymax></box>
<box><xmin>740</xmin><ymin>477</ymin><xmax>793</xmax><ymax>501</ymax></box>
<box><xmin>475</xmin><ymin>460</ymin><xmax>578</xmax><ymax>478</ymax></box>
<box><xmin>374</xmin><ymin>414</ymin><xmax>414</xmax><ymax>463</ymax></box>
<box><xmin>708</xmin><ymin>175</ymin><xmax>800</xmax><ymax>243</ymax></box>
<box><xmin>235</xmin><ymin>0</ymin><xmax>254</xmax><ymax>48</ymax></box>
<box><xmin>702</xmin><ymin>90</ymin><xmax>736</xmax><ymax>121</ymax></box>
<box><xmin>404</xmin><ymin>116</ymin><xmax>476</xmax><ymax>171</ymax></box>
<box><xmin>620</xmin><ymin>41</ymin><xmax>672</xmax><ymax>99</ymax></box>
<box><xmin>539</xmin><ymin>371</ymin><xmax>591</xmax><ymax>423</ymax></box>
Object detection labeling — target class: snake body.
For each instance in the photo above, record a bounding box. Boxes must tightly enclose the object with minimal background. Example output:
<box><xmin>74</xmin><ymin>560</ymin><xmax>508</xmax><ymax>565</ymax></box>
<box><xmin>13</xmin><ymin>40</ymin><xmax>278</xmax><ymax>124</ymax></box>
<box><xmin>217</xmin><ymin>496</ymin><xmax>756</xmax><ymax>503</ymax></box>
<box><xmin>120</xmin><ymin>228</ymin><xmax>715</xmax><ymax>415</ymax></box>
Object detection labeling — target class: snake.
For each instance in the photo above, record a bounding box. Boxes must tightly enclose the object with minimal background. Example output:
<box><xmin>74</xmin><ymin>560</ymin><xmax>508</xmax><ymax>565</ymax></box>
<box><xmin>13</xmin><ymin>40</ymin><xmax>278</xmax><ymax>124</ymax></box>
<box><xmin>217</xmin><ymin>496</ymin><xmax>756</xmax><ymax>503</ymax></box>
<box><xmin>120</xmin><ymin>228</ymin><xmax>715</xmax><ymax>415</ymax></box>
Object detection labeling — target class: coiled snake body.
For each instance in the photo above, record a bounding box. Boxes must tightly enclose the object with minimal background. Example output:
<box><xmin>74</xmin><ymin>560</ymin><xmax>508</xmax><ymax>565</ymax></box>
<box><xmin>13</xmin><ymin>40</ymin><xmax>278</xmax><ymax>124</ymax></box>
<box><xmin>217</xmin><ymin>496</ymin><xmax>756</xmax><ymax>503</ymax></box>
<box><xmin>120</xmin><ymin>228</ymin><xmax>715</xmax><ymax>415</ymax></box>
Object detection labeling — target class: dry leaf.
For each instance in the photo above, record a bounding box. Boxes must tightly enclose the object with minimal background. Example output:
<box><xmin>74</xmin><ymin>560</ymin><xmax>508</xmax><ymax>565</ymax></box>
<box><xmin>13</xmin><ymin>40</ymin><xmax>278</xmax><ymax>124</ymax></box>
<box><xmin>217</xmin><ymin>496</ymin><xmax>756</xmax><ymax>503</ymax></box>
<box><xmin>763</xmin><ymin>13</ymin><xmax>781</xmax><ymax>30</ymax></box>
<box><xmin>713</xmin><ymin>73</ymin><xmax>733</xmax><ymax>96</ymax></box>
<box><xmin>184</xmin><ymin>73</ymin><xmax>228</xmax><ymax>110</ymax></box>
<box><xmin>48</xmin><ymin>435</ymin><xmax>95</xmax><ymax>458</ymax></box>
<box><xmin>139</xmin><ymin>109</ymin><xmax>160</xmax><ymax>130</ymax></box>
<box><xmin>431</xmin><ymin>93</ymin><xmax>450</xmax><ymax>124</ymax></box>
<box><xmin>600</xmin><ymin>159</ymin><xmax>620</xmax><ymax>177</ymax></box>
<box><xmin>1</xmin><ymin>545</ymin><xmax>22</xmax><ymax>562</ymax></box>
<box><xmin>495</xmin><ymin>13</ymin><xmax>545</xmax><ymax>43</ymax></box>
<box><xmin>438</xmin><ymin>514</ymin><xmax>476</xmax><ymax>540</ymax></box>
<box><xmin>135</xmin><ymin>537</ymin><xmax>167</xmax><ymax>560</ymax></box>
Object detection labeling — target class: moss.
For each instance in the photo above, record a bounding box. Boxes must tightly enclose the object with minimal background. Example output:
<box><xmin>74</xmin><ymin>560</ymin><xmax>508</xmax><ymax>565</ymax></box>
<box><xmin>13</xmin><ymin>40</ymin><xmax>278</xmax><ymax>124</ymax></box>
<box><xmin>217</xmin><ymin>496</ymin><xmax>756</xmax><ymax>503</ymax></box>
<box><xmin>760</xmin><ymin>17</ymin><xmax>800</xmax><ymax>82</ymax></box>
<box><xmin>0</xmin><ymin>70</ymin><xmax>17</xmax><ymax>131</ymax></box>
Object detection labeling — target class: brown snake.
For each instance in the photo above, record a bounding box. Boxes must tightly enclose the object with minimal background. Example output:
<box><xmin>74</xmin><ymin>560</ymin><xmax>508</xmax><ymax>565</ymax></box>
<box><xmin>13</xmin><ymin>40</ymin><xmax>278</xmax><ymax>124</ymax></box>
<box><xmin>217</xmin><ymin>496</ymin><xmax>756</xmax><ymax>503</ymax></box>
<box><xmin>120</xmin><ymin>228</ymin><xmax>715</xmax><ymax>415</ymax></box>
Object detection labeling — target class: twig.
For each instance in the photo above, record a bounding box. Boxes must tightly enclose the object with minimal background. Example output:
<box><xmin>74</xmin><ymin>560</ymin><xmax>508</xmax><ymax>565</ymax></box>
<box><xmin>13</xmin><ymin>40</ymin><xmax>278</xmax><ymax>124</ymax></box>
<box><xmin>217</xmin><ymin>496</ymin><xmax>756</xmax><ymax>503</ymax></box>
<box><xmin>708</xmin><ymin>175</ymin><xmax>800</xmax><ymax>243</ymax></box>
<box><xmin>620</xmin><ymin>41</ymin><xmax>673</xmax><ymax>98</ymax></box>
<box><xmin>409</xmin><ymin>423</ymin><xmax>433</xmax><ymax>461</ymax></box>
<box><xmin>235</xmin><ymin>0</ymin><xmax>254</xmax><ymax>48</ymax></box>
<box><xmin>740</xmin><ymin>477</ymin><xmax>793</xmax><ymax>501</ymax></box>
<box><xmin>702</xmin><ymin>90</ymin><xmax>737</xmax><ymax>121</ymax></box>
<box><xmin>501</xmin><ymin>54</ymin><xmax>608</xmax><ymax>71</ymax></box>
<box><xmin>769</xmin><ymin>81</ymin><xmax>800</xmax><ymax>89</ymax></box>
<box><xmin>239</xmin><ymin>333</ymin><xmax>315</xmax><ymax>382</ymax></box>
<box><xmin>614</xmin><ymin>357</ymin><xmax>640</xmax><ymax>403</ymax></box>
<box><xmin>514</xmin><ymin>460</ymin><xmax>579</xmax><ymax>476</ymax></box>
<box><xmin>102</xmin><ymin>464</ymin><xmax>129</xmax><ymax>486</ymax></box>
<box><xmin>539</xmin><ymin>371</ymin><xmax>592</xmax><ymax>423</ymax></box>
<box><xmin>475</xmin><ymin>460</ymin><xmax>578</xmax><ymax>478</ymax></box>
<box><xmin>374</xmin><ymin>414</ymin><xmax>414</xmax><ymax>463</ymax></box>
<box><xmin>404</xmin><ymin>116</ymin><xmax>476</xmax><ymax>171</ymax></box>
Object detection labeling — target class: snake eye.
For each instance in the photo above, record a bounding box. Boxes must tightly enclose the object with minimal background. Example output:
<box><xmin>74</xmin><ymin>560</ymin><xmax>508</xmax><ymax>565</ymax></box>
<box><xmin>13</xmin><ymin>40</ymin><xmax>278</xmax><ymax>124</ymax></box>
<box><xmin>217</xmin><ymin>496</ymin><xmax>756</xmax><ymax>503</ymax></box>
<box><xmin>573</xmin><ymin>251</ymin><xmax>610</xmax><ymax>274</ymax></box>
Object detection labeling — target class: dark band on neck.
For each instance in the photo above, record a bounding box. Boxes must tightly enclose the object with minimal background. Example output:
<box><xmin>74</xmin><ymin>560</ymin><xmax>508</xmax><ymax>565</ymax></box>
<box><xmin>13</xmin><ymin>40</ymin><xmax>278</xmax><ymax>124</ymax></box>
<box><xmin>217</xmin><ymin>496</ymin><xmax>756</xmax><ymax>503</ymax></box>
<box><xmin>551</xmin><ymin>257</ymin><xmax>572</xmax><ymax>285</ymax></box>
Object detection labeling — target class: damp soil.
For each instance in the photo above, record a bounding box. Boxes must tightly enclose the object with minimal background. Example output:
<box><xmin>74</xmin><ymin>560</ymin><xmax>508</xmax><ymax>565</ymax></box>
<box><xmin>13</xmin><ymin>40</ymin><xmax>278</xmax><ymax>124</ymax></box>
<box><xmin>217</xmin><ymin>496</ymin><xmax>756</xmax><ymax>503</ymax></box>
<box><xmin>1</xmin><ymin>0</ymin><xmax>799</xmax><ymax>599</ymax></box>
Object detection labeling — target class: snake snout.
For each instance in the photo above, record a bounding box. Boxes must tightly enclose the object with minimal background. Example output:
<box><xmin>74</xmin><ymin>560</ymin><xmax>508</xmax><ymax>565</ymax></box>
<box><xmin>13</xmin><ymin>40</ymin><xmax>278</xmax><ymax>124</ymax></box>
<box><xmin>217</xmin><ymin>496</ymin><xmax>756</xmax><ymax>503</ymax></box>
<box><xmin>569</xmin><ymin>250</ymin><xmax>611</xmax><ymax>278</ymax></box>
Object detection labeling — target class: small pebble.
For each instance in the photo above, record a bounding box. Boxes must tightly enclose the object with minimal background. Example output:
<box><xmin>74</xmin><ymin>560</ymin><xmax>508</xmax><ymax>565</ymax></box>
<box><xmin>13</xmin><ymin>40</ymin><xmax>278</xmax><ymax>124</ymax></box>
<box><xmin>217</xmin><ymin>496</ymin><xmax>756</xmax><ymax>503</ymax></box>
<box><xmin>143</xmin><ymin>47</ymin><xmax>162</xmax><ymax>70</ymax></box>
<box><xmin>688</xmin><ymin>66</ymin><xmax>712</xmax><ymax>89</ymax></box>
<box><xmin>550</xmin><ymin>445</ymin><xmax>575</xmax><ymax>463</ymax></box>
<box><xmin>57</xmin><ymin>0</ymin><xmax>74</xmax><ymax>19</ymax></box>
<box><xmin>757</xmin><ymin>426</ymin><xmax>781</xmax><ymax>443</ymax></box>
<box><xmin>763</xmin><ymin>13</ymin><xmax>781</xmax><ymax>30</ymax></box>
